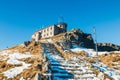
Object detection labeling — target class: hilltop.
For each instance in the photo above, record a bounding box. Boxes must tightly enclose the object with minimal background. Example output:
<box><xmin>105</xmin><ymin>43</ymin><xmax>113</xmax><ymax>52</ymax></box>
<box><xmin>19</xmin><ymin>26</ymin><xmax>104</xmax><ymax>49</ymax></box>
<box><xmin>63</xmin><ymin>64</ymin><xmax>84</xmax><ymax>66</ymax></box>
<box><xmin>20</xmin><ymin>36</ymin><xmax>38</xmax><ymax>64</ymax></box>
<box><xmin>0</xmin><ymin>28</ymin><xmax>120</xmax><ymax>80</ymax></box>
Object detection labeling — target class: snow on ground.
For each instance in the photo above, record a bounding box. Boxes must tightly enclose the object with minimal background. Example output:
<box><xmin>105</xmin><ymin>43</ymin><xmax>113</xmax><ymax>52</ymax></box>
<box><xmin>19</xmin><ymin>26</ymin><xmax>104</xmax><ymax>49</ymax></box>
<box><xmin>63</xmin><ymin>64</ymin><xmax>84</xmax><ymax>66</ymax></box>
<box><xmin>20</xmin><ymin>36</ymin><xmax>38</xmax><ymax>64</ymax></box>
<box><xmin>1</xmin><ymin>50</ymin><xmax>33</xmax><ymax>79</ymax></box>
<box><xmin>7</xmin><ymin>52</ymin><xmax>32</xmax><ymax>65</ymax></box>
<box><xmin>92</xmin><ymin>62</ymin><xmax>120</xmax><ymax>80</ymax></box>
<box><xmin>0</xmin><ymin>50</ymin><xmax>11</xmax><ymax>56</ymax></box>
<box><xmin>112</xmin><ymin>51</ymin><xmax>120</xmax><ymax>53</ymax></box>
<box><xmin>45</xmin><ymin>49</ymin><xmax>100</xmax><ymax>80</ymax></box>
<box><xmin>3</xmin><ymin>62</ymin><xmax>31</xmax><ymax>79</ymax></box>
<box><xmin>0</xmin><ymin>50</ymin><xmax>12</xmax><ymax>60</ymax></box>
<box><xmin>70</xmin><ymin>45</ymin><xmax>120</xmax><ymax>79</ymax></box>
<box><xmin>70</xmin><ymin>45</ymin><xmax>108</xmax><ymax>57</ymax></box>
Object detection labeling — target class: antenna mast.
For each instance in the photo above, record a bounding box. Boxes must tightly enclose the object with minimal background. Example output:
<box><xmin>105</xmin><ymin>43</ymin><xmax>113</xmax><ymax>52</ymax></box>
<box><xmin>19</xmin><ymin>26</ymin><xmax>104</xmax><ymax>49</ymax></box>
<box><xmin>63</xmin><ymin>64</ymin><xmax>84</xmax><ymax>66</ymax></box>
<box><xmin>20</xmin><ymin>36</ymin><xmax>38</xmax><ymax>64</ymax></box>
<box><xmin>93</xmin><ymin>27</ymin><xmax>98</xmax><ymax>56</ymax></box>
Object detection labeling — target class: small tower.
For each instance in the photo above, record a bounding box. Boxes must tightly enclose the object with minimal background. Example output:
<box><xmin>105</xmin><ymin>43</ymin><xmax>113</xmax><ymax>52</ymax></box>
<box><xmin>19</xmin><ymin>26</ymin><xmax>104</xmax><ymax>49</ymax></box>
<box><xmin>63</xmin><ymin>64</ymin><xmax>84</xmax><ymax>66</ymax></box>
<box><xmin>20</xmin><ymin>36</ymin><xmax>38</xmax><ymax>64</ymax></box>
<box><xmin>57</xmin><ymin>16</ymin><xmax>67</xmax><ymax>33</ymax></box>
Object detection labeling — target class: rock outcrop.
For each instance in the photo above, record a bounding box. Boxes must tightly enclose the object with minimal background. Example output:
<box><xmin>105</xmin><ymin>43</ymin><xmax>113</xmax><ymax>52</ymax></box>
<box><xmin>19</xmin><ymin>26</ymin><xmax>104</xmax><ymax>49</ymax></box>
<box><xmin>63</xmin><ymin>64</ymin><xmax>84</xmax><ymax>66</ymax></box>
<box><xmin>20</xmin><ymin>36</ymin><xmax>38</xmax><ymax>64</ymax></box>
<box><xmin>97</xmin><ymin>43</ymin><xmax>120</xmax><ymax>51</ymax></box>
<box><xmin>56</xmin><ymin>28</ymin><xmax>120</xmax><ymax>51</ymax></box>
<box><xmin>58</xmin><ymin>29</ymin><xmax>95</xmax><ymax>49</ymax></box>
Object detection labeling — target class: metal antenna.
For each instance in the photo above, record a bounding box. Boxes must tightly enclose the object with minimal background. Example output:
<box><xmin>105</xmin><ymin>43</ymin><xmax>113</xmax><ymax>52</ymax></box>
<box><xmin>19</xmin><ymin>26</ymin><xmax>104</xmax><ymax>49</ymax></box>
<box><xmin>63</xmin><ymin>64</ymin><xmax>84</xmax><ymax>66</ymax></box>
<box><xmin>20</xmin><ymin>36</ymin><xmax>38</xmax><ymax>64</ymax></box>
<box><xmin>93</xmin><ymin>27</ymin><xmax>98</xmax><ymax>56</ymax></box>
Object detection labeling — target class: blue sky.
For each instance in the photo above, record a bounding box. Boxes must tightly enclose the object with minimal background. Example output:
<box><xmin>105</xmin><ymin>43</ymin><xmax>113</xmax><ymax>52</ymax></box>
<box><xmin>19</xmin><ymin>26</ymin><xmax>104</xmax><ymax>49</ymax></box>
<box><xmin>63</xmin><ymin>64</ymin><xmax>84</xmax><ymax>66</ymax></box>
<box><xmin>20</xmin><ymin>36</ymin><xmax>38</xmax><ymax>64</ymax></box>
<box><xmin>0</xmin><ymin>0</ymin><xmax>120</xmax><ymax>49</ymax></box>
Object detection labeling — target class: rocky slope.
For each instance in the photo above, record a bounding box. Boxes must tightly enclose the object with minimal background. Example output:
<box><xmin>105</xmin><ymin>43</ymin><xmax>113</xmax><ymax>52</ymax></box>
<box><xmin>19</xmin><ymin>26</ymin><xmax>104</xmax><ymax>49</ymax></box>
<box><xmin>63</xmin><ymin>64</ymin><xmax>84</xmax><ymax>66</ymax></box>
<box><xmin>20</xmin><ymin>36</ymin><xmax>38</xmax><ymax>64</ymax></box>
<box><xmin>43</xmin><ymin>28</ymin><xmax>120</xmax><ymax>51</ymax></box>
<box><xmin>0</xmin><ymin>42</ymin><xmax>48</xmax><ymax>80</ymax></box>
<box><xmin>0</xmin><ymin>28</ymin><xmax>120</xmax><ymax>80</ymax></box>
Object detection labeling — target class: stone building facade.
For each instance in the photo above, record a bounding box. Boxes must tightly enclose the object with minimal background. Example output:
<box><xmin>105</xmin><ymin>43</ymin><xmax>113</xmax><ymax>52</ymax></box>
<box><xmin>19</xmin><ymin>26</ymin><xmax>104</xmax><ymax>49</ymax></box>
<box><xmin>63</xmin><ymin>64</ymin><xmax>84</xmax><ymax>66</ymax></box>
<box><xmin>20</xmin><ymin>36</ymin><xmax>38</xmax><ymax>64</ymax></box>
<box><xmin>31</xmin><ymin>22</ymin><xmax>67</xmax><ymax>41</ymax></box>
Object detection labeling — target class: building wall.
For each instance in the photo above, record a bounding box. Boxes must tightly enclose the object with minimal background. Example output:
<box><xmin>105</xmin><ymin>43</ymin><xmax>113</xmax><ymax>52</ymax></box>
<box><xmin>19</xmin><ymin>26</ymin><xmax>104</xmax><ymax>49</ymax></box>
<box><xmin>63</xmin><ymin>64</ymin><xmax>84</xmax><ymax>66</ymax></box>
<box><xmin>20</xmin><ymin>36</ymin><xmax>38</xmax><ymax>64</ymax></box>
<box><xmin>31</xmin><ymin>23</ymin><xmax>67</xmax><ymax>42</ymax></box>
<box><xmin>54</xmin><ymin>25</ymin><xmax>60</xmax><ymax>35</ymax></box>
<box><xmin>41</xmin><ymin>25</ymin><xmax>56</xmax><ymax>38</ymax></box>
<box><xmin>57</xmin><ymin>23</ymin><xmax>67</xmax><ymax>33</ymax></box>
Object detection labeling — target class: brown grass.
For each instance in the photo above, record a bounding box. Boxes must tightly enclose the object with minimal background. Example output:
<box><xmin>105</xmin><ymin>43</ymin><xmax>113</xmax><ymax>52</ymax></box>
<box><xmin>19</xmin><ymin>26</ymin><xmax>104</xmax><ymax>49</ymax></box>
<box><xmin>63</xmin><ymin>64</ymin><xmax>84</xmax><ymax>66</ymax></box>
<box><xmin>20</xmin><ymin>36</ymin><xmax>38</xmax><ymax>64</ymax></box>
<box><xmin>0</xmin><ymin>73</ymin><xmax>7</xmax><ymax>80</ymax></box>
<box><xmin>14</xmin><ymin>65</ymin><xmax>39</xmax><ymax>80</ymax></box>
<box><xmin>53</xmin><ymin>42</ymin><xmax>87</xmax><ymax>60</ymax></box>
<box><xmin>0</xmin><ymin>60</ymin><xmax>16</xmax><ymax>79</ymax></box>
<box><xmin>100</xmin><ymin>52</ymin><xmax>120</xmax><ymax>68</ymax></box>
<box><xmin>51</xmin><ymin>33</ymin><xmax>65</xmax><ymax>39</ymax></box>
<box><xmin>6</xmin><ymin>42</ymin><xmax>43</xmax><ymax>55</ymax></box>
<box><xmin>0</xmin><ymin>41</ymin><xmax>47</xmax><ymax>79</ymax></box>
<box><xmin>90</xmin><ymin>67</ymin><xmax>114</xmax><ymax>80</ymax></box>
<box><xmin>0</xmin><ymin>60</ymin><xmax>15</xmax><ymax>73</ymax></box>
<box><xmin>19</xmin><ymin>55</ymin><xmax>42</xmax><ymax>64</ymax></box>
<box><xmin>53</xmin><ymin>43</ymin><xmax>71</xmax><ymax>60</ymax></box>
<box><xmin>3</xmin><ymin>54</ymin><xmax>47</xmax><ymax>80</ymax></box>
<box><xmin>14</xmin><ymin>55</ymin><xmax>48</xmax><ymax>80</ymax></box>
<box><xmin>71</xmin><ymin>50</ymin><xmax>87</xmax><ymax>57</ymax></box>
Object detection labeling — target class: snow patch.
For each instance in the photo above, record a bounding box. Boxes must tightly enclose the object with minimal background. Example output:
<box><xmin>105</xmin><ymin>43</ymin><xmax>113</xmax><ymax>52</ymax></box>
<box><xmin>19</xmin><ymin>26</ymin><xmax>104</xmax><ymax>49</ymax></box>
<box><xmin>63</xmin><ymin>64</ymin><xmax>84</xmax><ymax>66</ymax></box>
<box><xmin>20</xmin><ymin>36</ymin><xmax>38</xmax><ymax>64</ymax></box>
<box><xmin>71</xmin><ymin>45</ymin><xmax>108</xmax><ymax>57</ymax></box>
<box><xmin>7</xmin><ymin>52</ymin><xmax>32</xmax><ymax>65</ymax></box>
<box><xmin>3</xmin><ymin>62</ymin><xmax>31</xmax><ymax>79</ymax></box>
<box><xmin>92</xmin><ymin>62</ymin><xmax>120</xmax><ymax>80</ymax></box>
<box><xmin>2</xmin><ymin>51</ymin><xmax>33</xmax><ymax>79</ymax></box>
<box><xmin>0</xmin><ymin>50</ymin><xmax>11</xmax><ymax>56</ymax></box>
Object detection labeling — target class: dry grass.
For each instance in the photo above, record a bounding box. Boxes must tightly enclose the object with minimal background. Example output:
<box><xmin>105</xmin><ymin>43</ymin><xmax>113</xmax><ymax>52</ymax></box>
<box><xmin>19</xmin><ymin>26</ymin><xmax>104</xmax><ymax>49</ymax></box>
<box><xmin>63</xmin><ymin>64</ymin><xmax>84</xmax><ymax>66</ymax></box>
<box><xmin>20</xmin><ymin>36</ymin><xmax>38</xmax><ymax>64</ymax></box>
<box><xmin>14</xmin><ymin>55</ymin><xmax>48</xmax><ymax>80</ymax></box>
<box><xmin>51</xmin><ymin>33</ymin><xmax>65</xmax><ymax>39</ymax></box>
<box><xmin>100</xmin><ymin>52</ymin><xmax>120</xmax><ymax>69</ymax></box>
<box><xmin>53</xmin><ymin>42</ymin><xmax>87</xmax><ymax>60</ymax></box>
<box><xmin>53</xmin><ymin>43</ymin><xmax>71</xmax><ymax>60</ymax></box>
<box><xmin>0</xmin><ymin>73</ymin><xmax>7</xmax><ymax>80</ymax></box>
<box><xmin>90</xmin><ymin>67</ymin><xmax>114</xmax><ymax>80</ymax></box>
<box><xmin>1</xmin><ymin>54</ymin><xmax>47</xmax><ymax>80</ymax></box>
<box><xmin>0</xmin><ymin>42</ymin><xmax>47</xmax><ymax>79</ymax></box>
<box><xmin>88</xmin><ymin>52</ymin><xmax>120</xmax><ymax>80</ymax></box>
<box><xmin>14</xmin><ymin>64</ymin><xmax>40</xmax><ymax>80</ymax></box>
<box><xmin>71</xmin><ymin>50</ymin><xmax>87</xmax><ymax>57</ymax></box>
<box><xmin>0</xmin><ymin>60</ymin><xmax>15</xmax><ymax>79</ymax></box>
<box><xmin>19</xmin><ymin>55</ymin><xmax>42</xmax><ymax>64</ymax></box>
<box><xmin>6</xmin><ymin>42</ymin><xmax>43</xmax><ymax>55</ymax></box>
<box><xmin>19</xmin><ymin>42</ymin><xmax>43</xmax><ymax>54</ymax></box>
<box><xmin>90</xmin><ymin>67</ymin><xmax>100</xmax><ymax>75</ymax></box>
<box><xmin>0</xmin><ymin>60</ymin><xmax>15</xmax><ymax>73</ymax></box>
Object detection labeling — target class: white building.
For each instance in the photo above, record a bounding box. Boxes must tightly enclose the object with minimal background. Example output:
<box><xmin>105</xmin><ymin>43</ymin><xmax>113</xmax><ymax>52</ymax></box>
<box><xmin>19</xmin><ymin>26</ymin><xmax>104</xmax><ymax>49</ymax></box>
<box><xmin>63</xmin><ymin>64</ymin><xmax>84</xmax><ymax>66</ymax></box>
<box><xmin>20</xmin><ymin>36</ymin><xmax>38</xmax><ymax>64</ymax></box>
<box><xmin>31</xmin><ymin>22</ymin><xmax>67</xmax><ymax>42</ymax></box>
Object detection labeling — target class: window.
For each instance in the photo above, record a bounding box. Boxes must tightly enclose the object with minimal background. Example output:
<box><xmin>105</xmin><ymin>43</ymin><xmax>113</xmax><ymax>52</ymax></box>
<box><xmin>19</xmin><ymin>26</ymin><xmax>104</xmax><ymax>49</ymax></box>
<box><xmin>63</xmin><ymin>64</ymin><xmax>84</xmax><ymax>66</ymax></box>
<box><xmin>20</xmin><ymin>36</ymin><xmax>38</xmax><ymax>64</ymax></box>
<box><xmin>50</xmin><ymin>32</ymin><xmax>52</xmax><ymax>35</ymax></box>
<box><xmin>47</xmin><ymin>28</ymin><xmax>49</xmax><ymax>31</ymax></box>
<box><xmin>44</xmin><ymin>29</ymin><xmax>46</xmax><ymax>32</ymax></box>
<box><xmin>39</xmin><ymin>31</ymin><xmax>42</xmax><ymax>34</ymax></box>
<box><xmin>50</xmin><ymin>27</ymin><xmax>52</xmax><ymax>30</ymax></box>
<box><xmin>44</xmin><ymin>34</ymin><xmax>46</xmax><ymax>37</ymax></box>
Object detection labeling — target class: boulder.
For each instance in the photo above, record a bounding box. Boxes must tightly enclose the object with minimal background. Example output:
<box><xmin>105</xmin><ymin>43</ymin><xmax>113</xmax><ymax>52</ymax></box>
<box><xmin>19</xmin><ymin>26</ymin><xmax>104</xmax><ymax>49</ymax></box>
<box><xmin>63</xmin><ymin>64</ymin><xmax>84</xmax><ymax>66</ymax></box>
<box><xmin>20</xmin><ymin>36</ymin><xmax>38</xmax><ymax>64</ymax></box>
<box><xmin>24</xmin><ymin>41</ymin><xmax>31</xmax><ymax>47</ymax></box>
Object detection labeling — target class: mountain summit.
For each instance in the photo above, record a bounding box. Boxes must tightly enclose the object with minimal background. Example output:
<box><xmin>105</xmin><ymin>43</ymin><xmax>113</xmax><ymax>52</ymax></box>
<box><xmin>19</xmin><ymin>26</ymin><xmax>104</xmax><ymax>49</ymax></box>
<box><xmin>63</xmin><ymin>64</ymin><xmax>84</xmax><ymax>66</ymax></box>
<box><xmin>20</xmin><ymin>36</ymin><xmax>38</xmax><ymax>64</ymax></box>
<box><xmin>0</xmin><ymin>23</ymin><xmax>120</xmax><ymax>80</ymax></box>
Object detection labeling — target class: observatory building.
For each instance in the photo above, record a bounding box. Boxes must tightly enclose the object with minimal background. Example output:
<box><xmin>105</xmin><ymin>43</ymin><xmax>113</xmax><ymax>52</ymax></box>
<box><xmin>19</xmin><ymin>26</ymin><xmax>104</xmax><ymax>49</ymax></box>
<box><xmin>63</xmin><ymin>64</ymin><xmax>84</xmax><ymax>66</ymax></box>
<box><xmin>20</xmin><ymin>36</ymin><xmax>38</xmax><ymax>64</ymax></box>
<box><xmin>31</xmin><ymin>22</ymin><xmax>67</xmax><ymax>42</ymax></box>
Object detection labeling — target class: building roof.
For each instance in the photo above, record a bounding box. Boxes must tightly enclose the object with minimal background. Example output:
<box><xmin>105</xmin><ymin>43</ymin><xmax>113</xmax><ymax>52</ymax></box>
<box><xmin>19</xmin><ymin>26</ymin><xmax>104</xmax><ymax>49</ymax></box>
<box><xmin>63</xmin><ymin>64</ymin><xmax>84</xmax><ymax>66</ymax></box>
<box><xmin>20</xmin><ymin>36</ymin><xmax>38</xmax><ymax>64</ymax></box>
<box><xmin>33</xmin><ymin>22</ymin><xmax>67</xmax><ymax>34</ymax></box>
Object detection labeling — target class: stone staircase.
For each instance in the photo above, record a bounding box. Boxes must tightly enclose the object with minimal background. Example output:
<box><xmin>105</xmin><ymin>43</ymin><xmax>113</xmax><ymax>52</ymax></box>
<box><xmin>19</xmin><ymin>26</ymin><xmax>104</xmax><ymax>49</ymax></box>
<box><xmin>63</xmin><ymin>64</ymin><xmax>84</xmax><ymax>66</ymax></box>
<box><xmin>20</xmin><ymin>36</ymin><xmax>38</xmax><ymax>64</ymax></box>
<box><xmin>41</xmin><ymin>43</ymin><xmax>100</xmax><ymax>80</ymax></box>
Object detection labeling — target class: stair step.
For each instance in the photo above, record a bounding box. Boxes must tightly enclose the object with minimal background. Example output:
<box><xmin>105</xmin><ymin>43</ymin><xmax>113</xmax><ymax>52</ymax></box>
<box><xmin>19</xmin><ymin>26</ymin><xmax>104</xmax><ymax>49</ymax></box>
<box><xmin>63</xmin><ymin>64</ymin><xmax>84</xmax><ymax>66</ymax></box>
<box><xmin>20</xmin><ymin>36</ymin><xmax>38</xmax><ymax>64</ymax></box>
<box><xmin>53</xmin><ymin>73</ymin><xmax>73</xmax><ymax>78</ymax></box>
<box><xmin>54</xmin><ymin>77</ymin><xmax>74</xmax><ymax>80</ymax></box>
<box><xmin>43</xmin><ymin>43</ymin><xmax>99</xmax><ymax>80</ymax></box>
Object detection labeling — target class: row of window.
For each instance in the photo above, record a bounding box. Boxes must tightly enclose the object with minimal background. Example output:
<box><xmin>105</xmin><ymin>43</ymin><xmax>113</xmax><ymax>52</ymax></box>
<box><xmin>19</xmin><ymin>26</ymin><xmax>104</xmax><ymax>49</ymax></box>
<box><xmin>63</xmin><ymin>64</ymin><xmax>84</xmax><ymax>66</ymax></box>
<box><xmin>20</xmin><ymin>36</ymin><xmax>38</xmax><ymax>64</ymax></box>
<box><xmin>39</xmin><ymin>27</ymin><xmax>53</xmax><ymax>33</ymax></box>
<box><xmin>43</xmin><ymin>32</ymin><xmax>53</xmax><ymax>37</ymax></box>
<box><xmin>43</xmin><ymin>27</ymin><xmax>52</xmax><ymax>32</ymax></box>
